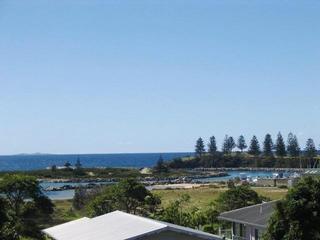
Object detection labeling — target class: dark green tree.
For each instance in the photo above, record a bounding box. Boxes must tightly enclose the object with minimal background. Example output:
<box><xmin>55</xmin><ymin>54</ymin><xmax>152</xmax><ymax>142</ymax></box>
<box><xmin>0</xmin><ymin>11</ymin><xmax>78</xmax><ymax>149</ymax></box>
<box><xmin>88</xmin><ymin>187</ymin><xmax>115</xmax><ymax>216</ymax></box>
<box><xmin>222</xmin><ymin>135</ymin><xmax>236</xmax><ymax>154</ymax></box>
<box><xmin>248</xmin><ymin>136</ymin><xmax>261</xmax><ymax>156</ymax></box>
<box><xmin>64</xmin><ymin>161</ymin><xmax>72</xmax><ymax>170</ymax></box>
<box><xmin>115</xmin><ymin>178</ymin><xmax>153</xmax><ymax>214</ymax></box>
<box><xmin>156</xmin><ymin>194</ymin><xmax>191</xmax><ymax>227</ymax></box>
<box><xmin>263</xmin><ymin>177</ymin><xmax>320</xmax><ymax>240</ymax></box>
<box><xmin>74</xmin><ymin>157</ymin><xmax>85</xmax><ymax>176</ymax></box>
<box><xmin>304</xmin><ymin>138</ymin><xmax>317</xmax><ymax>168</ymax></box>
<box><xmin>237</xmin><ymin>135</ymin><xmax>247</xmax><ymax>152</ymax></box>
<box><xmin>287</xmin><ymin>133</ymin><xmax>300</xmax><ymax>157</ymax></box>
<box><xmin>222</xmin><ymin>135</ymin><xmax>229</xmax><ymax>154</ymax></box>
<box><xmin>88</xmin><ymin>179</ymin><xmax>160</xmax><ymax>216</ymax></box>
<box><xmin>275</xmin><ymin>132</ymin><xmax>287</xmax><ymax>157</ymax></box>
<box><xmin>207</xmin><ymin>136</ymin><xmax>217</xmax><ymax>155</ymax></box>
<box><xmin>0</xmin><ymin>174</ymin><xmax>54</xmax><ymax>239</ymax></box>
<box><xmin>51</xmin><ymin>164</ymin><xmax>57</xmax><ymax>172</ymax></box>
<box><xmin>154</xmin><ymin>155</ymin><xmax>168</xmax><ymax>173</ymax></box>
<box><xmin>215</xmin><ymin>185</ymin><xmax>264</xmax><ymax>212</ymax></box>
<box><xmin>0</xmin><ymin>197</ymin><xmax>11</xmax><ymax>240</ymax></box>
<box><xmin>195</xmin><ymin>137</ymin><xmax>205</xmax><ymax>157</ymax></box>
<box><xmin>228</xmin><ymin>136</ymin><xmax>236</xmax><ymax>152</ymax></box>
<box><xmin>75</xmin><ymin>157</ymin><xmax>82</xmax><ymax>169</ymax></box>
<box><xmin>305</xmin><ymin>138</ymin><xmax>317</xmax><ymax>158</ymax></box>
<box><xmin>263</xmin><ymin>134</ymin><xmax>274</xmax><ymax>157</ymax></box>
<box><xmin>73</xmin><ymin>186</ymin><xmax>89</xmax><ymax>210</ymax></box>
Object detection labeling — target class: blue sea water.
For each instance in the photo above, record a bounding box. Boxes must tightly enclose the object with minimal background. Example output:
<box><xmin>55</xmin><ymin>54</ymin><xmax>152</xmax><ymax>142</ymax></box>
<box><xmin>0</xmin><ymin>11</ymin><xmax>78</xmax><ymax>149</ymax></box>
<box><xmin>0</xmin><ymin>152</ymin><xmax>192</xmax><ymax>171</ymax></box>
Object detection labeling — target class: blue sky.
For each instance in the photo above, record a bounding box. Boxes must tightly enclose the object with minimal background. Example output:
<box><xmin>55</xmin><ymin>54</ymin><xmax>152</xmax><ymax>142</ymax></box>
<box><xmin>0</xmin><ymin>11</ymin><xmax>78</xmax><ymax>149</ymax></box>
<box><xmin>0</xmin><ymin>0</ymin><xmax>319</xmax><ymax>154</ymax></box>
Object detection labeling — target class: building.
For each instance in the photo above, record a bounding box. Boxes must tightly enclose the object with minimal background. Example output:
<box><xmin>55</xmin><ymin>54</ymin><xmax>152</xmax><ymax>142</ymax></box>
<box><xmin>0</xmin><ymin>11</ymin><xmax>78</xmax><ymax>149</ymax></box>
<box><xmin>43</xmin><ymin>210</ymin><xmax>222</xmax><ymax>240</ymax></box>
<box><xmin>217</xmin><ymin>201</ymin><xmax>277</xmax><ymax>240</ymax></box>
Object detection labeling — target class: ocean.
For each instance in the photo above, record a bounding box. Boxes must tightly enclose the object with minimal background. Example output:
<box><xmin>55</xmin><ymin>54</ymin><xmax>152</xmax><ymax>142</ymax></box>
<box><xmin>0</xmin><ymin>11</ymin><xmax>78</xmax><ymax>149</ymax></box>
<box><xmin>0</xmin><ymin>152</ymin><xmax>192</xmax><ymax>171</ymax></box>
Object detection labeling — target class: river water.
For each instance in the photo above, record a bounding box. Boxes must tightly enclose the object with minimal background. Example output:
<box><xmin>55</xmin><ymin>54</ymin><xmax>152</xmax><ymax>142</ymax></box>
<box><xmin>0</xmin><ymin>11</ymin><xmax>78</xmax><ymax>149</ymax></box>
<box><xmin>43</xmin><ymin>170</ymin><xmax>277</xmax><ymax>200</ymax></box>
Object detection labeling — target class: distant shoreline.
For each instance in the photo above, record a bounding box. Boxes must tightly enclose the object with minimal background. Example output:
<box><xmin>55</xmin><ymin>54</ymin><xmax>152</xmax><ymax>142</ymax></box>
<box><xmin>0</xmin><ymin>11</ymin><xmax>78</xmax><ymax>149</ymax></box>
<box><xmin>0</xmin><ymin>152</ymin><xmax>193</xmax><ymax>171</ymax></box>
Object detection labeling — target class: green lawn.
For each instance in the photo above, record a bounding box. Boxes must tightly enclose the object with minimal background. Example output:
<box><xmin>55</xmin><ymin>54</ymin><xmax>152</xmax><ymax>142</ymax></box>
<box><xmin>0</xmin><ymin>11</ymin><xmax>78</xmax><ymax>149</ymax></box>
<box><xmin>153</xmin><ymin>186</ymin><xmax>287</xmax><ymax>209</ymax></box>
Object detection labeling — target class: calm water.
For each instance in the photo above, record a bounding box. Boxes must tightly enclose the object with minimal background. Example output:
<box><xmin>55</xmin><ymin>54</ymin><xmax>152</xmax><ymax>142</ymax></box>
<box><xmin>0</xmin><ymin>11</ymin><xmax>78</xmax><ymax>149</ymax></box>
<box><xmin>0</xmin><ymin>152</ymin><xmax>192</xmax><ymax>171</ymax></box>
<box><xmin>197</xmin><ymin>170</ymin><xmax>275</xmax><ymax>182</ymax></box>
<box><xmin>43</xmin><ymin>170</ymin><xmax>276</xmax><ymax>200</ymax></box>
<box><xmin>41</xmin><ymin>181</ymin><xmax>114</xmax><ymax>200</ymax></box>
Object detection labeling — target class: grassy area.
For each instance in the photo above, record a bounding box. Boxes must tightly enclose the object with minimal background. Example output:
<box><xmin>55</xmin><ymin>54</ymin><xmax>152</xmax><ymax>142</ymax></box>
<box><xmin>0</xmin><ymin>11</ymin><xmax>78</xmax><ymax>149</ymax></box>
<box><xmin>49</xmin><ymin>186</ymin><xmax>288</xmax><ymax>228</ymax></box>
<box><xmin>153</xmin><ymin>186</ymin><xmax>288</xmax><ymax>209</ymax></box>
<box><xmin>154</xmin><ymin>187</ymin><xmax>226</xmax><ymax>208</ymax></box>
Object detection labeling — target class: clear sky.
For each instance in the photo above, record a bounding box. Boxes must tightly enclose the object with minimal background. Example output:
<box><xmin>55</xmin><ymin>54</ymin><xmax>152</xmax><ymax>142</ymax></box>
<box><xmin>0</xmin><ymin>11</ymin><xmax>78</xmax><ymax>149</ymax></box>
<box><xmin>0</xmin><ymin>0</ymin><xmax>319</xmax><ymax>154</ymax></box>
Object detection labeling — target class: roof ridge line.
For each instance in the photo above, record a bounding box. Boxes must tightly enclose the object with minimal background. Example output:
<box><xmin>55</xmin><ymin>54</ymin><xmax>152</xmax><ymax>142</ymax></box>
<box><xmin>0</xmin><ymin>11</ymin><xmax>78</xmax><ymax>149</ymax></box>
<box><xmin>219</xmin><ymin>199</ymin><xmax>279</xmax><ymax>215</ymax></box>
<box><xmin>112</xmin><ymin>210</ymin><xmax>168</xmax><ymax>227</ymax></box>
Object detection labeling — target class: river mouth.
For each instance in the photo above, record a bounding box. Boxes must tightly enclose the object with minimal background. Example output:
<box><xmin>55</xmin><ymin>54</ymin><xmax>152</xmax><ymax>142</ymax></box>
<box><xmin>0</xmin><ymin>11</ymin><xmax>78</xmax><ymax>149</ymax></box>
<box><xmin>42</xmin><ymin>170</ymin><xmax>297</xmax><ymax>200</ymax></box>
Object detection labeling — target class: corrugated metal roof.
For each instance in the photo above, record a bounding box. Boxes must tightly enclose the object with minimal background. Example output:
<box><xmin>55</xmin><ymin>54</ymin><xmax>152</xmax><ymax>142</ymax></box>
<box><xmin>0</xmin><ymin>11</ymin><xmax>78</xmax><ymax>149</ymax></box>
<box><xmin>43</xmin><ymin>211</ymin><xmax>221</xmax><ymax>240</ymax></box>
<box><xmin>218</xmin><ymin>201</ymin><xmax>278</xmax><ymax>229</ymax></box>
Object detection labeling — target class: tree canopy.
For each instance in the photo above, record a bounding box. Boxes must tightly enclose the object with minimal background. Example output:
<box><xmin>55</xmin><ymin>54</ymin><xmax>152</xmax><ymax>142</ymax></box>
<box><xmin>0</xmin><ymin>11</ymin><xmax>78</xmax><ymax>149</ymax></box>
<box><xmin>195</xmin><ymin>137</ymin><xmax>206</xmax><ymax>157</ymax></box>
<box><xmin>208</xmin><ymin>136</ymin><xmax>217</xmax><ymax>155</ymax></box>
<box><xmin>222</xmin><ymin>135</ymin><xmax>236</xmax><ymax>154</ymax></box>
<box><xmin>287</xmin><ymin>133</ymin><xmax>300</xmax><ymax>157</ymax></box>
<box><xmin>264</xmin><ymin>177</ymin><xmax>320</xmax><ymax>240</ymax></box>
<box><xmin>154</xmin><ymin>155</ymin><xmax>168</xmax><ymax>173</ymax></box>
<box><xmin>275</xmin><ymin>132</ymin><xmax>287</xmax><ymax>157</ymax></box>
<box><xmin>0</xmin><ymin>174</ymin><xmax>54</xmax><ymax>240</ymax></box>
<box><xmin>88</xmin><ymin>178</ymin><xmax>160</xmax><ymax>216</ymax></box>
<box><xmin>305</xmin><ymin>138</ymin><xmax>317</xmax><ymax>158</ymax></box>
<box><xmin>248</xmin><ymin>136</ymin><xmax>261</xmax><ymax>156</ymax></box>
<box><xmin>215</xmin><ymin>185</ymin><xmax>264</xmax><ymax>212</ymax></box>
<box><xmin>263</xmin><ymin>134</ymin><xmax>274</xmax><ymax>157</ymax></box>
<box><xmin>237</xmin><ymin>135</ymin><xmax>247</xmax><ymax>152</ymax></box>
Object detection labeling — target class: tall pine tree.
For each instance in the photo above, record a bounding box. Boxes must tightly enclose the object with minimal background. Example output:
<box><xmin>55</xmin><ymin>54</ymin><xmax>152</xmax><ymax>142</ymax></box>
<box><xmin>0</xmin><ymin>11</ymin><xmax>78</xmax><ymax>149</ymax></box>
<box><xmin>248</xmin><ymin>136</ymin><xmax>261</xmax><ymax>156</ymax></box>
<box><xmin>222</xmin><ymin>135</ymin><xmax>236</xmax><ymax>154</ymax></box>
<box><xmin>237</xmin><ymin>135</ymin><xmax>247</xmax><ymax>152</ymax></box>
<box><xmin>222</xmin><ymin>135</ymin><xmax>230</xmax><ymax>154</ymax></box>
<box><xmin>208</xmin><ymin>136</ymin><xmax>217</xmax><ymax>155</ymax></box>
<box><xmin>305</xmin><ymin>138</ymin><xmax>318</xmax><ymax>168</ymax></box>
<box><xmin>228</xmin><ymin>136</ymin><xmax>236</xmax><ymax>152</ymax></box>
<box><xmin>195</xmin><ymin>137</ymin><xmax>205</xmax><ymax>157</ymax></box>
<box><xmin>155</xmin><ymin>155</ymin><xmax>168</xmax><ymax>173</ymax></box>
<box><xmin>263</xmin><ymin>134</ymin><xmax>274</xmax><ymax>157</ymax></box>
<box><xmin>275</xmin><ymin>132</ymin><xmax>287</xmax><ymax>157</ymax></box>
<box><xmin>287</xmin><ymin>133</ymin><xmax>300</xmax><ymax>157</ymax></box>
<box><xmin>305</xmin><ymin>138</ymin><xmax>317</xmax><ymax>158</ymax></box>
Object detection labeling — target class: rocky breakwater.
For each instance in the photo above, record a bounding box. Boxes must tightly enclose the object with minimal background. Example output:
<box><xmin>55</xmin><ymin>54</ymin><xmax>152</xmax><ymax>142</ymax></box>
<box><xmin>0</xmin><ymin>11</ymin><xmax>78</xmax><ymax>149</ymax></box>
<box><xmin>142</xmin><ymin>171</ymin><xmax>229</xmax><ymax>185</ymax></box>
<box><xmin>41</xmin><ymin>171</ymin><xmax>229</xmax><ymax>192</ymax></box>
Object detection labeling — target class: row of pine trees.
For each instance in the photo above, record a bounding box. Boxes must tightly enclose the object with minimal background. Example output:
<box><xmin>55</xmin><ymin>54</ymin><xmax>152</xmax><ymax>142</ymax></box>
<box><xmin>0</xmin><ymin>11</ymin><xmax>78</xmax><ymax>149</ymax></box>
<box><xmin>195</xmin><ymin>133</ymin><xmax>318</xmax><ymax>158</ymax></box>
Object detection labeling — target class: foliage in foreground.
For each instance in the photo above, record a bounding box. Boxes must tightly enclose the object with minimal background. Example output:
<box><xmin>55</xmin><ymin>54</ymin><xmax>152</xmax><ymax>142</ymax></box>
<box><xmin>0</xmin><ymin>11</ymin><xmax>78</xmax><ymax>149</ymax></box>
<box><xmin>86</xmin><ymin>178</ymin><xmax>161</xmax><ymax>216</ymax></box>
<box><xmin>0</xmin><ymin>174</ymin><xmax>54</xmax><ymax>240</ymax></box>
<box><xmin>154</xmin><ymin>184</ymin><xmax>267</xmax><ymax>234</ymax></box>
<box><xmin>72</xmin><ymin>178</ymin><xmax>268</xmax><ymax>235</ymax></box>
<box><xmin>215</xmin><ymin>184</ymin><xmax>267</xmax><ymax>212</ymax></box>
<box><xmin>263</xmin><ymin>177</ymin><xmax>320</xmax><ymax>240</ymax></box>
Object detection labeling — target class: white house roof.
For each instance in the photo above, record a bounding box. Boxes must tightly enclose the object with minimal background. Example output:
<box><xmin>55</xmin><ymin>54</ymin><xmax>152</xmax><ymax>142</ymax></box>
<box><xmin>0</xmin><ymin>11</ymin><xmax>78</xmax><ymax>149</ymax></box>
<box><xmin>43</xmin><ymin>210</ymin><xmax>221</xmax><ymax>240</ymax></box>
